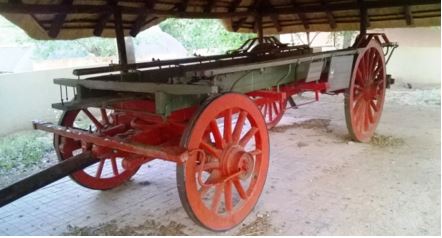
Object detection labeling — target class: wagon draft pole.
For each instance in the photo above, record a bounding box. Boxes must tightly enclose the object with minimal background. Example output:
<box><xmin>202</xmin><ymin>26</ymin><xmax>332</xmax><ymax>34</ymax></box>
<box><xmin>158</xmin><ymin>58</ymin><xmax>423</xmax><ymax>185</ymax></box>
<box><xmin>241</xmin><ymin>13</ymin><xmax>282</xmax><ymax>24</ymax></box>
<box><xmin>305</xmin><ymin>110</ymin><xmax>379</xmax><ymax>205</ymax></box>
<box><xmin>0</xmin><ymin>0</ymin><xmax>440</xmax><ymax>231</ymax></box>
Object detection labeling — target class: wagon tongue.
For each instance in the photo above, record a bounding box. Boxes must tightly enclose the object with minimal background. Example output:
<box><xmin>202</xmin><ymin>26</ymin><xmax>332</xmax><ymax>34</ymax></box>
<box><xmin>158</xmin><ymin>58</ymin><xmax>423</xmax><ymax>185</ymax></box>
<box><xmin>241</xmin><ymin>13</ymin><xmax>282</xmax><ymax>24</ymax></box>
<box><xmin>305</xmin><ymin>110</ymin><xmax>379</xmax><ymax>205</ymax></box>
<box><xmin>0</xmin><ymin>152</ymin><xmax>96</xmax><ymax>208</ymax></box>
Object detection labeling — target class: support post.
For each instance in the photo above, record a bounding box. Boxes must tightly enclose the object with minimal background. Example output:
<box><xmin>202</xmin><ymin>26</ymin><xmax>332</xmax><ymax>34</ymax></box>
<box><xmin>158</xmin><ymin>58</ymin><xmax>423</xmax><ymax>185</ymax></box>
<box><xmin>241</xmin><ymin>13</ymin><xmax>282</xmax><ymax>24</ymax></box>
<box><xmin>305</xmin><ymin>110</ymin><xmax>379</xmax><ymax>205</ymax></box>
<box><xmin>256</xmin><ymin>14</ymin><xmax>263</xmax><ymax>44</ymax></box>
<box><xmin>358</xmin><ymin>0</ymin><xmax>367</xmax><ymax>35</ymax></box>
<box><xmin>113</xmin><ymin>7</ymin><xmax>128</xmax><ymax>66</ymax></box>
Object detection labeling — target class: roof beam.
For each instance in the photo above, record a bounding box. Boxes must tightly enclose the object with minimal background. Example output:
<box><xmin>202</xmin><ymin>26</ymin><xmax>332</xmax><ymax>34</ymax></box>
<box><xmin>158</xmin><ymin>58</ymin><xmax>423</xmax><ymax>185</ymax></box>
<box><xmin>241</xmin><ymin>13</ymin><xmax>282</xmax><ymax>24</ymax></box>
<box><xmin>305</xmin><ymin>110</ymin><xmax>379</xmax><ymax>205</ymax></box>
<box><xmin>292</xmin><ymin>0</ymin><xmax>310</xmax><ymax>30</ymax></box>
<box><xmin>270</xmin><ymin>14</ymin><xmax>282</xmax><ymax>32</ymax></box>
<box><xmin>177</xmin><ymin>0</ymin><xmax>190</xmax><ymax>11</ymax></box>
<box><xmin>93</xmin><ymin>0</ymin><xmax>117</xmax><ymax>37</ymax></box>
<box><xmin>93</xmin><ymin>12</ymin><xmax>112</xmax><ymax>36</ymax></box>
<box><xmin>233</xmin><ymin>0</ymin><xmax>263</xmax><ymax>32</ymax></box>
<box><xmin>404</xmin><ymin>5</ymin><xmax>414</xmax><ymax>25</ymax></box>
<box><xmin>0</xmin><ymin>0</ymin><xmax>439</xmax><ymax>18</ymax></box>
<box><xmin>320</xmin><ymin>0</ymin><xmax>337</xmax><ymax>29</ymax></box>
<box><xmin>228</xmin><ymin>0</ymin><xmax>242</xmax><ymax>12</ymax></box>
<box><xmin>129</xmin><ymin>0</ymin><xmax>155</xmax><ymax>36</ymax></box>
<box><xmin>204</xmin><ymin>0</ymin><xmax>216</xmax><ymax>13</ymax></box>
<box><xmin>48</xmin><ymin>0</ymin><xmax>73</xmax><ymax>38</ymax></box>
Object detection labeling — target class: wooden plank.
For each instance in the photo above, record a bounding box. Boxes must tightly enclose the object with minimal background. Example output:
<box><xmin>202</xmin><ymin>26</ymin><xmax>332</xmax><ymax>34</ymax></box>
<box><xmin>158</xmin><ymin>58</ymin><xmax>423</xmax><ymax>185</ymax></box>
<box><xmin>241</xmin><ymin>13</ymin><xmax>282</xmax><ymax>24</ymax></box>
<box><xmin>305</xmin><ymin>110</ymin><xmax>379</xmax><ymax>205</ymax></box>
<box><xmin>48</xmin><ymin>0</ymin><xmax>74</xmax><ymax>38</ymax></box>
<box><xmin>53</xmin><ymin>78</ymin><xmax>218</xmax><ymax>95</ymax></box>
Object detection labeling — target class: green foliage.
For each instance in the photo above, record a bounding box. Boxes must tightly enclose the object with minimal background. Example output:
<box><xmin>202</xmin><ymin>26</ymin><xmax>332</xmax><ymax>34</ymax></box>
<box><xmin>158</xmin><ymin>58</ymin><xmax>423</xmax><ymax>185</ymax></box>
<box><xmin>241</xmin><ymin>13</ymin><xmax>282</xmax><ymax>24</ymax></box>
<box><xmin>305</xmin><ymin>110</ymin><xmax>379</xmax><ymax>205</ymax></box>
<box><xmin>0</xmin><ymin>131</ymin><xmax>53</xmax><ymax>172</ymax></box>
<box><xmin>1</xmin><ymin>16</ymin><xmax>255</xmax><ymax>60</ymax></box>
<box><xmin>32</xmin><ymin>38</ymin><xmax>117</xmax><ymax>60</ymax></box>
<box><xmin>159</xmin><ymin>19</ymin><xmax>256</xmax><ymax>54</ymax></box>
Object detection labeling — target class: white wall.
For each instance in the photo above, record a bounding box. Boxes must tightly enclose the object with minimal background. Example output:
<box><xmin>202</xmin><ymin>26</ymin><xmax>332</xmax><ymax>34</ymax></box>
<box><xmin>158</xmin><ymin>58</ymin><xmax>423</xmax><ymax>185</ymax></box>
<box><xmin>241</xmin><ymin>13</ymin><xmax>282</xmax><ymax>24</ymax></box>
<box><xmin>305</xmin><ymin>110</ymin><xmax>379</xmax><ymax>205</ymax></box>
<box><xmin>0</xmin><ymin>68</ymin><xmax>75</xmax><ymax>135</ymax></box>
<box><xmin>374</xmin><ymin>27</ymin><xmax>441</xmax><ymax>85</ymax></box>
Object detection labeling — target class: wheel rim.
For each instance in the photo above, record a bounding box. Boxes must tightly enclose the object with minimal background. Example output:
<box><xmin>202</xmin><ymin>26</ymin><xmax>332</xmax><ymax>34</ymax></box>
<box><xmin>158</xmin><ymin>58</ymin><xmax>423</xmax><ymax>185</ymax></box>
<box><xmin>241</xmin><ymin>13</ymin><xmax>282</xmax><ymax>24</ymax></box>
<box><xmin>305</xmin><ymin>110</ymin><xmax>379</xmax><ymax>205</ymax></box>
<box><xmin>54</xmin><ymin>108</ymin><xmax>139</xmax><ymax>190</ymax></box>
<box><xmin>345</xmin><ymin>40</ymin><xmax>386</xmax><ymax>142</ymax></box>
<box><xmin>177</xmin><ymin>93</ymin><xmax>269</xmax><ymax>231</ymax></box>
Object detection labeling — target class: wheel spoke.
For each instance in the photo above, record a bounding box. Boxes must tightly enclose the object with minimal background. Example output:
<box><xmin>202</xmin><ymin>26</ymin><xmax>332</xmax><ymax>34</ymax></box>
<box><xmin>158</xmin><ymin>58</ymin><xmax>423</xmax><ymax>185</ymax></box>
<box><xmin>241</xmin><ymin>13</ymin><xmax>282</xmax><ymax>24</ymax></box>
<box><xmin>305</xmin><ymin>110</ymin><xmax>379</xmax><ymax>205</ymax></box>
<box><xmin>248</xmin><ymin>149</ymin><xmax>262</xmax><ymax>156</ymax></box>
<box><xmin>272</xmin><ymin>102</ymin><xmax>279</xmax><ymax>115</ymax></box>
<box><xmin>211</xmin><ymin>183</ymin><xmax>223</xmax><ymax>213</ymax></box>
<box><xmin>82</xmin><ymin>108</ymin><xmax>104</xmax><ymax>129</ymax></box>
<box><xmin>111</xmin><ymin>157</ymin><xmax>119</xmax><ymax>176</ymax></box>
<box><xmin>201</xmin><ymin>141</ymin><xmax>222</xmax><ymax>158</ymax></box>
<box><xmin>233</xmin><ymin>179</ymin><xmax>248</xmax><ymax>199</ymax></box>
<box><xmin>224</xmin><ymin>109</ymin><xmax>232</xmax><ymax>143</ymax></box>
<box><xmin>196</xmin><ymin>161</ymin><xmax>220</xmax><ymax>172</ymax></box>
<box><xmin>210</xmin><ymin>120</ymin><xmax>225</xmax><ymax>149</ymax></box>
<box><xmin>268</xmin><ymin>103</ymin><xmax>273</xmax><ymax>121</ymax></box>
<box><xmin>370</xmin><ymin>100</ymin><xmax>379</xmax><ymax>112</ymax></box>
<box><xmin>224</xmin><ymin>181</ymin><xmax>233</xmax><ymax>213</ymax></box>
<box><xmin>232</xmin><ymin>111</ymin><xmax>247</xmax><ymax>143</ymax></box>
<box><xmin>366</xmin><ymin>101</ymin><xmax>374</xmax><ymax>124</ymax></box>
<box><xmin>239</xmin><ymin>127</ymin><xmax>258</xmax><ymax>147</ymax></box>
<box><xmin>100</xmin><ymin>108</ymin><xmax>110</xmax><ymax>125</ymax></box>
<box><xmin>95</xmin><ymin>159</ymin><xmax>105</xmax><ymax>178</ymax></box>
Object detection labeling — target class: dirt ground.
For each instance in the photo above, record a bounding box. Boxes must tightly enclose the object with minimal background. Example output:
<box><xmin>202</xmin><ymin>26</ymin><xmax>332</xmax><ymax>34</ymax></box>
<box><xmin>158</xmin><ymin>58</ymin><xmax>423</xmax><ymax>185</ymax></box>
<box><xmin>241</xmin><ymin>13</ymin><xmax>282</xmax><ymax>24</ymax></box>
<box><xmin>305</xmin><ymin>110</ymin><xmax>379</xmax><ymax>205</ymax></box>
<box><xmin>0</xmin><ymin>83</ymin><xmax>440</xmax><ymax>235</ymax></box>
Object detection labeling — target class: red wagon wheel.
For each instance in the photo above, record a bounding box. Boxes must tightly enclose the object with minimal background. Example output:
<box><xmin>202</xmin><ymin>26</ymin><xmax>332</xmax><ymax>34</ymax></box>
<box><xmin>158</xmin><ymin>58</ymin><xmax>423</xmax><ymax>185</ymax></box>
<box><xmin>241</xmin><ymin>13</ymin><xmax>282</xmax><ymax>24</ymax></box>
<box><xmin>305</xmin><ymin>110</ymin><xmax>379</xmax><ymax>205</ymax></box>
<box><xmin>54</xmin><ymin>108</ymin><xmax>140</xmax><ymax>190</ymax></box>
<box><xmin>177</xmin><ymin>93</ymin><xmax>269</xmax><ymax>231</ymax></box>
<box><xmin>250</xmin><ymin>95</ymin><xmax>287</xmax><ymax>129</ymax></box>
<box><xmin>345</xmin><ymin>40</ymin><xmax>387</xmax><ymax>142</ymax></box>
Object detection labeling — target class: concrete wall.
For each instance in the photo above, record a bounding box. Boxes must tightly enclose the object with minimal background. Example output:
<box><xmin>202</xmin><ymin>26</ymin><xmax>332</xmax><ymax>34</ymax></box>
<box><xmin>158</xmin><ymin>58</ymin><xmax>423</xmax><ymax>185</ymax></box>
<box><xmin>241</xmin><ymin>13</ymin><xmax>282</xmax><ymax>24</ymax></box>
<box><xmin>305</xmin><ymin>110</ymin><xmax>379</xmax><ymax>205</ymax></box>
<box><xmin>374</xmin><ymin>27</ymin><xmax>441</xmax><ymax>85</ymax></box>
<box><xmin>0</xmin><ymin>68</ymin><xmax>75</xmax><ymax>135</ymax></box>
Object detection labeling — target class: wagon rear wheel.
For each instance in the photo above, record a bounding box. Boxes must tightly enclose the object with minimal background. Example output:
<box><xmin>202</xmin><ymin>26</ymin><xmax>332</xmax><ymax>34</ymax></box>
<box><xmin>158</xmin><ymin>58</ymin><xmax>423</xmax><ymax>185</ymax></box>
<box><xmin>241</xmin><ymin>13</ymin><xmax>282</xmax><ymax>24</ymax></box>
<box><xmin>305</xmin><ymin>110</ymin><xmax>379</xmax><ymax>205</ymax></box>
<box><xmin>345</xmin><ymin>40</ymin><xmax>387</xmax><ymax>142</ymax></box>
<box><xmin>54</xmin><ymin>108</ymin><xmax>140</xmax><ymax>190</ymax></box>
<box><xmin>250</xmin><ymin>95</ymin><xmax>287</xmax><ymax>129</ymax></box>
<box><xmin>177</xmin><ymin>93</ymin><xmax>269</xmax><ymax>231</ymax></box>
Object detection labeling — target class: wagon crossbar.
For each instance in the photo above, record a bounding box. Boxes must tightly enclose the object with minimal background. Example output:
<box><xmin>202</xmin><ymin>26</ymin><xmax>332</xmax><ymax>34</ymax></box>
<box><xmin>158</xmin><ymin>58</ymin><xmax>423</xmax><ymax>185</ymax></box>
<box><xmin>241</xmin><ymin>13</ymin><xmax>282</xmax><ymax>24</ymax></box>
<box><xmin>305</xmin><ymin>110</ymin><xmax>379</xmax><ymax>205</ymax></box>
<box><xmin>32</xmin><ymin>121</ymin><xmax>188</xmax><ymax>163</ymax></box>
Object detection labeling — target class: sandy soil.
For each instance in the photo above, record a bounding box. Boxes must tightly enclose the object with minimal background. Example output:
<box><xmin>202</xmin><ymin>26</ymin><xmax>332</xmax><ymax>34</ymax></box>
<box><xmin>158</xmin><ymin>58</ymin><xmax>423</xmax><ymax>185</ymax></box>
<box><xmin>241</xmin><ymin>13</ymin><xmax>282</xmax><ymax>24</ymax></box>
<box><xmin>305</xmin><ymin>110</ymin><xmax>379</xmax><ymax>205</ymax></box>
<box><xmin>0</xmin><ymin>83</ymin><xmax>440</xmax><ymax>236</ymax></box>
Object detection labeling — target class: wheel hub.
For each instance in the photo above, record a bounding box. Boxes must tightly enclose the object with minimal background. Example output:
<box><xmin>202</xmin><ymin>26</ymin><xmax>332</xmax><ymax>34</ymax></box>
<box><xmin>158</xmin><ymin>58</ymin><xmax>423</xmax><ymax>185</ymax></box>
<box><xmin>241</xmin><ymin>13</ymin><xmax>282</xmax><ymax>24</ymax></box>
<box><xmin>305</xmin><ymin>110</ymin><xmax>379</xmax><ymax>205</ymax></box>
<box><xmin>221</xmin><ymin>145</ymin><xmax>254</xmax><ymax>180</ymax></box>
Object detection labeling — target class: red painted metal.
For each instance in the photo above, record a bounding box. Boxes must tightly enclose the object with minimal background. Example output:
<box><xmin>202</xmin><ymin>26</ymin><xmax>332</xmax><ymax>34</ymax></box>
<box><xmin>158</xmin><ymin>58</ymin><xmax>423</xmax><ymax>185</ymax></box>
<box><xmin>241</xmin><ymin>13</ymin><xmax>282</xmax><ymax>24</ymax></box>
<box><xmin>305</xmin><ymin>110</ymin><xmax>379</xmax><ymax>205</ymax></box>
<box><xmin>177</xmin><ymin>93</ymin><xmax>269</xmax><ymax>231</ymax></box>
<box><xmin>345</xmin><ymin>40</ymin><xmax>386</xmax><ymax>142</ymax></box>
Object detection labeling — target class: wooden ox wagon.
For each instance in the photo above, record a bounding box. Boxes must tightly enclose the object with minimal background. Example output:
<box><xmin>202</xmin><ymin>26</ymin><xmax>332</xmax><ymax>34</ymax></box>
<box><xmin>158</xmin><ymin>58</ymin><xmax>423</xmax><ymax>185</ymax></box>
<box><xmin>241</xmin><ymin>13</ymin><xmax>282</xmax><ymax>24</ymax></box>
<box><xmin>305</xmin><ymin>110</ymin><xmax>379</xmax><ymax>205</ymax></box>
<box><xmin>0</xmin><ymin>0</ymin><xmax>440</xmax><ymax>231</ymax></box>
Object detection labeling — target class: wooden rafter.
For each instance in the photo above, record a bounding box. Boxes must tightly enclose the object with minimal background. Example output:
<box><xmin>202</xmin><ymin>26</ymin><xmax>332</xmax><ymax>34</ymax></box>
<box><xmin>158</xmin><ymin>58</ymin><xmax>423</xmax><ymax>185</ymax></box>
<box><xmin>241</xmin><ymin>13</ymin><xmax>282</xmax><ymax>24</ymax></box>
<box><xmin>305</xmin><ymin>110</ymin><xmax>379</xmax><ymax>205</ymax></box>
<box><xmin>233</xmin><ymin>0</ymin><xmax>264</xmax><ymax>32</ymax></box>
<box><xmin>292</xmin><ymin>0</ymin><xmax>310</xmax><ymax>30</ymax></box>
<box><xmin>130</xmin><ymin>0</ymin><xmax>156</xmax><ymax>36</ymax></box>
<box><xmin>0</xmin><ymin>0</ymin><xmax>439</xmax><ymax>18</ymax></box>
<box><xmin>404</xmin><ymin>5</ymin><xmax>414</xmax><ymax>25</ymax></box>
<box><xmin>204</xmin><ymin>0</ymin><xmax>216</xmax><ymax>13</ymax></box>
<box><xmin>48</xmin><ymin>0</ymin><xmax>73</xmax><ymax>38</ymax></box>
<box><xmin>93</xmin><ymin>12</ymin><xmax>112</xmax><ymax>36</ymax></box>
<box><xmin>320</xmin><ymin>0</ymin><xmax>337</xmax><ymax>29</ymax></box>
<box><xmin>228</xmin><ymin>0</ymin><xmax>242</xmax><ymax>12</ymax></box>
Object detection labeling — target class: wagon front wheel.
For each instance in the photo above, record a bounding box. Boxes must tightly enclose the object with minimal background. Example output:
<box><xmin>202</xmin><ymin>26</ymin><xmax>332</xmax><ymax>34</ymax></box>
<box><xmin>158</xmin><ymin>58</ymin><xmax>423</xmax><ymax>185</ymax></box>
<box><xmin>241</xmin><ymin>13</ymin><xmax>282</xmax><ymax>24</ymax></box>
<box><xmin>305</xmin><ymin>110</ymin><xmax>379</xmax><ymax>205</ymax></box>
<box><xmin>345</xmin><ymin>40</ymin><xmax>387</xmax><ymax>142</ymax></box>
<box><xmin>177</xmin><ymin>93</ymin><xmax>270</xmax><ymax>231</ymax></box>
<box><xmin>54</xmin><ymin>108</ymin><xmax>140</xmax><ymax>190</ymax></box>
